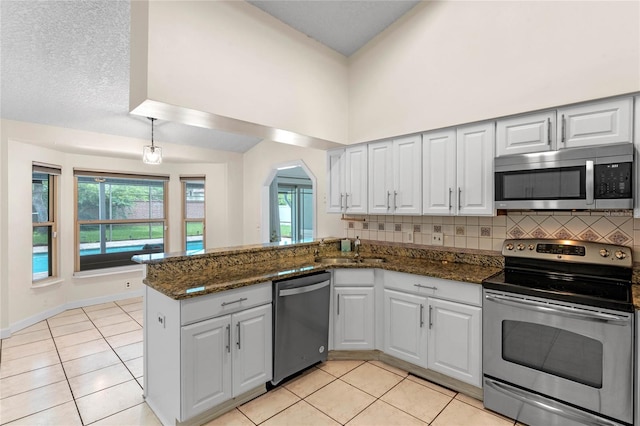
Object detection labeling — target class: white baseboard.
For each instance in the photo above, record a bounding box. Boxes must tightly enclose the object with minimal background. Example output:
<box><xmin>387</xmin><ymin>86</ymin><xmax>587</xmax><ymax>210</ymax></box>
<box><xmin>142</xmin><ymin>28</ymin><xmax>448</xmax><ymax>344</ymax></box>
<box><xmin>0</xmin><ymin>288</ymin><xmax>144</xmax><ymax>339</ymax></box>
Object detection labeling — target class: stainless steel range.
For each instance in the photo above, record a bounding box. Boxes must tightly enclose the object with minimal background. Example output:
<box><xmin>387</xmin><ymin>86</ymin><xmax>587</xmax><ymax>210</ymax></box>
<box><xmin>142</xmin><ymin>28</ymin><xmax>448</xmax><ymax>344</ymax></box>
<box><xmin>482</xmin><ymin>239</ymin><xmax>634</xmax><ymax>426</ymax></box>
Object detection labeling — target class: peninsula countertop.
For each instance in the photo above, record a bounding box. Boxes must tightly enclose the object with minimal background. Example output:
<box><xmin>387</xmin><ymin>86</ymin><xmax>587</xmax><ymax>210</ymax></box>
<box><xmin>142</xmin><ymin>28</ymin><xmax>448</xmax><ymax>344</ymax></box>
<box><xmin>134</xmin><ymin>240</ymin><xmax>503</xmax><ymax>300</ymax></box>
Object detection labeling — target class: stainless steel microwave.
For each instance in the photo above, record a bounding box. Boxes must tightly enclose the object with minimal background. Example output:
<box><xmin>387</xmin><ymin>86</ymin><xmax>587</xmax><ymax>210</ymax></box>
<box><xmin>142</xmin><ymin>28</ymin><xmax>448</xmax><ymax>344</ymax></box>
<box><xmin>495</xmin><ymin>143</ymin><xmax>633</xmax><ymax>210</ymax></box>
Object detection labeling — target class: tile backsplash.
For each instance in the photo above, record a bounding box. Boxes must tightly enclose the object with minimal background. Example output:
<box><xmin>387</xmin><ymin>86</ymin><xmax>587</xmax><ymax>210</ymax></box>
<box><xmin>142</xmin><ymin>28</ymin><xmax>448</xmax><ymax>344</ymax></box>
<box><xmin>343</xmin><ymin>211</ymin><xmax>640</xmax><ymax>260</ymax></box>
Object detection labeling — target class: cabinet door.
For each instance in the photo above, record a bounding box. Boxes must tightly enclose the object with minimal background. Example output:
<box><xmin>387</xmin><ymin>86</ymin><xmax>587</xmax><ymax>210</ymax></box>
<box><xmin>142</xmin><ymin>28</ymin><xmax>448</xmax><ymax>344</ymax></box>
<box><xmin>393</xmin><ymin>135</ymin><xmax>422</xmax><ymax>215</ymax></box>
<box><xmin>383</xmin><ymin>289</ymin><xmax>428</xmax><ymax>367</ymax></box>
<box><xmin>334</xmin><ymin>287</ymin><xmax>375</xmax><ymax>350</ymax></box>
<box><xmin>368</xmin><ymin>141</ymin><xmax>394</xmax><ymax>214</ymax></box>
<box><xmin>558</xmin><ymin>97</ymin><xmax>632</xmax><ymax>149</ymax></box>
<box><xmin>232</xmin><ymin>304</ymin><xmax>272</xmax><ymax>397</ymax></box>
<box><xmin>345</xmin><ymin>146</ymin><xmax>368</xmax><ymax>214</ymax></box>
<box><xmin>423</xmin><ymin>129</ymin><xmax>456</xmax><ymax>215</ymax></box>
<box><xmin>427</xmin><ymin>298</ymin><xmax>481</xmax><ymax>387</ymax></box>
<box><xmin>496</xmin><ymin>111</ymin><xmax>555</xmax><ymax>156</ymax></box>
<box><xmin>326</xmin><ymin>149</ymin><xmax>345</xmax><ymax>213</ymax></box>
<box><xmin>635</xmin><ymin>96</ymin><xmax>640</xmax><ymax>218</ymax></box>
<box><xmin>456</xmin><ymin>122</ymin><xmax>495</xmax><ymax>216</ymax></box>
<box><xmin>181</xmin><ymin>315</ymin><xmax>232</xmax><ymax>420</ymax></box>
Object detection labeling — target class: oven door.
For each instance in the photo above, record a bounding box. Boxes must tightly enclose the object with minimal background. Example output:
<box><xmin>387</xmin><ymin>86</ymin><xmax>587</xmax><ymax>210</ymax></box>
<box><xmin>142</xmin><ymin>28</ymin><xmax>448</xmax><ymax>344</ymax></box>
<box><xmin>483</xmin><ymin>289</ymin><xmax>634</xmax><ymax>424</ymax></box>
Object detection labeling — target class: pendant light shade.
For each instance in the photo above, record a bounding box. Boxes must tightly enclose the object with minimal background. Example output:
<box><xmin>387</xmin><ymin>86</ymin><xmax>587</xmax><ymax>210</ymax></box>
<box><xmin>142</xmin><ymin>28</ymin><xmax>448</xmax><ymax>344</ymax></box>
<box><xmin>143</xmin><ymin>117</ymin><xmax>162</xmax><ymax>165</ymax></box>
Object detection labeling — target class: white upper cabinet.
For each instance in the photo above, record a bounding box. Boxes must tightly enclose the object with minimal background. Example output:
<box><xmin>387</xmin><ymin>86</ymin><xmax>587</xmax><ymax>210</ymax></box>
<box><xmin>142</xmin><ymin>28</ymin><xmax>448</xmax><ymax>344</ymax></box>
<box><xmin>326</xmin><ymin>146</ymin><xmax>368</xmax><ymax>214</ymax></box>
<box><xmin>422</xmin><ymin>129</ymin><xmax>456</xmax><ymax>215</ymax></box>
<box><xmin>496</xmin><ymin>111</ymin><xmax>556</xmax><ymax>156</ymax></box>
<box><xmin>326</xmin><ymin>149</ymin><xmax>345</xmax><ymax>213</ymax></box>
<box><xmin>557</xmin><ymin>97</ymin><xmax>633</xmax><ymax>149</ymax></box>
<box><xmin>344</xmin><ymin>145</ymin><xmax>368</xmax><ymax>214</ymax></box>
<box><xmin>368</xmin><ymin>136</ymin><xmax>422</xmax><ymax>215</ymax></box>
<box><xmin>423</xmin><ymin>123</ymin><xmax>494</xmax><ymax>216</ymax></box>
<box><xmin>457</xmin><ymin>123</ymin><xmax>495</xmax><ymax>216</ymax></box>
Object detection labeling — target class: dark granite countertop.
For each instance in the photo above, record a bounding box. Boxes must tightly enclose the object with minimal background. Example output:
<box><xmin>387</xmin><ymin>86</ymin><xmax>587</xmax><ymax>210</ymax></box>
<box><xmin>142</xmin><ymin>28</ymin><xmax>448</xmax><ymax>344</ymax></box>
<box><xmin>141</xmin><ymin>249</ymin><xmax>502</xmax><ymax>300</ymax></box>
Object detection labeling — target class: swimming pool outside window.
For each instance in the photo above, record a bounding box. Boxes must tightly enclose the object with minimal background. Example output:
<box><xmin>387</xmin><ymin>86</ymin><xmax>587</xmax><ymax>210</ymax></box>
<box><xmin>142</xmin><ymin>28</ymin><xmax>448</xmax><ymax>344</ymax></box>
<box><xmin>181</xmin><ymin>176</ymin><xmax>205</xmax><ymax>252</ymax></box>
<box><xmin>32</xmin><ymin>163</ymin><xmax>60</xmax><ymax>282</ymax></box>
<box><xmin>74</xmin><ymin>170</ymin><xmax>169</xmax><ymax>271</ymax></box>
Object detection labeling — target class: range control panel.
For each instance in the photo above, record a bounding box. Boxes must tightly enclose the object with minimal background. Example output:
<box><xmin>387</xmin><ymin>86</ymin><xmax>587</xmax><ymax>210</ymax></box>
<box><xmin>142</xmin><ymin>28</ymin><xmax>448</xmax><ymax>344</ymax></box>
<box><xmin>502</xmin><ymin>239</ymin><xmax>632</xmax><ymax>267</ymax></box>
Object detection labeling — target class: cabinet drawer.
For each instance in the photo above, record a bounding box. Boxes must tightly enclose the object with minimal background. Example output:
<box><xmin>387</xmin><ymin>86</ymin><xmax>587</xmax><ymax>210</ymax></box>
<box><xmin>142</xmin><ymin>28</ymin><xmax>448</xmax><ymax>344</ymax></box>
<box><xmin>333</xmin><ymin>269</ymin><xmax>374</xmax><ymax>286</ymax></box>
<box><xmin>181</xmin><ymin>282</ymin><xmax>272</xmax><ymax>326</ymax></box>
<box><xmin>383</xmin><ymin>270</ymin><xmax>481</xmax><ymax>306</ymax></box>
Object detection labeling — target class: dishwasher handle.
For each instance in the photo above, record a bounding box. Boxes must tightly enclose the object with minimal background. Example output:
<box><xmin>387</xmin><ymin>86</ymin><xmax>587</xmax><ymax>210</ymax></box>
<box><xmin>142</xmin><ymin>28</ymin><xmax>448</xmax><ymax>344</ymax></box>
<box><xmin>278</xmin><ymin>280</ymin><xmax>330</xmax><ymax>297</ymax></box>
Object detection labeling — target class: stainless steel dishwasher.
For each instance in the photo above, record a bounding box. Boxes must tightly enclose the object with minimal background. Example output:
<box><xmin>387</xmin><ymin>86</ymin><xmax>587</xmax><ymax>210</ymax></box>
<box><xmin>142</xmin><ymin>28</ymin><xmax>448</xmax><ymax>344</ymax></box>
<box><xmin>272</xmin><ymin>271</ymin><xmax>331</xmax><ymax>385</ymax></box>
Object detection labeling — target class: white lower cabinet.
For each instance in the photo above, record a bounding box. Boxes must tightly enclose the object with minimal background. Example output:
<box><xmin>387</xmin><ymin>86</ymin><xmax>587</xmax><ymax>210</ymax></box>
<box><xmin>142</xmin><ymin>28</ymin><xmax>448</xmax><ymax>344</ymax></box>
<box><xmin>427</xmin><ymin>298</ymin><xmax>481</xmax><ymax>387</ymax></box>
<box><xmin>181</xmin><ymin>315</ymin><xmax>232</xmax><ymax>419</ymax></box>
<box><xmin>382</xmin><ymin>271</ymin><xmax>482</xmax><ymax>387</ymax></box>
<box><xmin>334</xmin><ymin>287</ymin><xmax>375</xmax><ymax>350</ymax></box>
<box><xmin>145</xmin><ymin>282</ymin><xmax>272</xmax><ymax>425</ymax></box>
<box><xmin>383</xmin><ymin>289</ymin><xmax>428</xmax><ymax>367</ymax></box>
<box><xmin>332</xmin><ymin>269</ymin><xmax>375</xmax><ymax>351</ymax></box>
<box><xmin>181</xmin><ymin>304</ymin><xmax>272</xmax><ymax>420</ymax></box>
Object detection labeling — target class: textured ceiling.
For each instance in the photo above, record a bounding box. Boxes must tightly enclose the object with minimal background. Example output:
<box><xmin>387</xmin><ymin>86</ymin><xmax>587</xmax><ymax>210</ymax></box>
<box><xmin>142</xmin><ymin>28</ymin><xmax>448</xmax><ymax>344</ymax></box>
<box><xmin>1</xmin><ymin>0</ymin><xmax>418</xmax><ymax>155</ymax></box>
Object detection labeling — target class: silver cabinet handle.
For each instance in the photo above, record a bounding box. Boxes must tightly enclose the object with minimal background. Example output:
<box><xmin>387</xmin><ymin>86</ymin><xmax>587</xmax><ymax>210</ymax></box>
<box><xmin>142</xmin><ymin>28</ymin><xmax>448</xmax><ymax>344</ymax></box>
<box><xmin>547</xmin><ymin>117</ymin><xmax>551</xmax><ymax>145</ymax></box>
<box><xmin>429</xmin><ymin>305</ymin><xmax>434</xmax><ymax>329</ymax></box>
<box><xmin>340</xmin><ymin>193</ymin><xmax>344</xmax><ymax>210</ymax></box>
<box><xmin>386</xmin><ymin>191</ymin><xmax>391</xmax><ymax>210</ymax></box>
<box><xmin>337</xmin><ymin>294</ymin><xmax>340</xmax><ymax>315</ymax></box>
<box><xmin>393</xmin><ymin>190</ymin><xmax>398</xmax><ymax>211</ymax></box>
<box><xmin>414</xmin><ymin>284</ymin><xmax>437</xmax><ymax>290</ymax></box>
<box><xmin>458</xmin><ymin>187</ymin><xmax>462</xmax><ymax>210</ymax></box>
<box><xmin>484</xmin><ymin>293</ymin><xmax>630</xmax><ymax>324</ymax></box>
<box><xmin>448</xmin><ymin>188</ymin><xmax>452</xmax><ymax>210</ymax></box>
<box><xmin>345</xmin><ymin>193</ymin><xmax>350</xmax><ymax>210</ymax></box>
<box><xmin>561</xmin><ymin>114</ymin><xmax>566</xmax><ymax>143</ymax></box>
<box><xmin>585</xmin><ymin>160</ymin><xmax>594</xmax><ymax>205</ymax></box>
<box><xmin>236</xmin><ymin>322</ymin><xmax>241</xmax><ymax>349</ymax></box>
<box><xmin>226</xmin><ymin>324</ymin><xmax>231</xmax><ymax>353</ymax></box>
<box><xmin>419</xmin><ymin>304</ymin><xmax>424</xmax><ymax>328</ymax></box>
<box><xmin>221</xmin><ymin>297</ymin><xmax>247</xmax><ymax>307</ymax></box>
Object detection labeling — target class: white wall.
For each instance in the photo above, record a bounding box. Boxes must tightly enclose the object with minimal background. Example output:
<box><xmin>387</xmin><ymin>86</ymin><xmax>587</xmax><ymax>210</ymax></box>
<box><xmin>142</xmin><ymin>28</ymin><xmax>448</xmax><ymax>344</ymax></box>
<box><xmin>131</xmin><ymin>0</ymin><xmax>349</xmax><ymax>145</ymax></box>
<box><xmin>349</xmin><ymin>1</ymin><xmax>640</xmax><ymax>143</ymax></box>
<box><xmin>0</xmin><ymin>120</ymin><xmax>243</xmax><ymax>334</ymax></box>
<box><xmin>242</xmin><ymin>140</ymin><xmax>343</xmax><ymax>245</ymax></box>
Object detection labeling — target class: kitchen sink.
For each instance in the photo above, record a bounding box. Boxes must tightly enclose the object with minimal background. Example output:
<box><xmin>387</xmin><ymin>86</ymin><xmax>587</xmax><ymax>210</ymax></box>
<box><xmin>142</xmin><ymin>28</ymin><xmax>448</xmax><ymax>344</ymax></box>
<box><xmin>314</xmin><ymin>257</ymin><xmax>386</xmax><ymax>264</ymax></box>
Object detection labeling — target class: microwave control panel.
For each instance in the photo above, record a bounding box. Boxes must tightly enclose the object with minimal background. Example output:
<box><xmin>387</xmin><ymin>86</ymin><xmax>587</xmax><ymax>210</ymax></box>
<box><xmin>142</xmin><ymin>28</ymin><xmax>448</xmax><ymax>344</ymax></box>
<box><xmin>594</xmin><ymin>162</ymin><xmax>632</xmax><ymax>199</ymax></box>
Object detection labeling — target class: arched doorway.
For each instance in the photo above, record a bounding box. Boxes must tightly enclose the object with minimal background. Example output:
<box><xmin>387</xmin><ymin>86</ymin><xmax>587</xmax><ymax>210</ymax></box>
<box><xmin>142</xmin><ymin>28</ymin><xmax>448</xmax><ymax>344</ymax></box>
<box><xmin>261</xmin><ymin>160</ymin><xmax>316</xmax><ymax>244</ymax></box>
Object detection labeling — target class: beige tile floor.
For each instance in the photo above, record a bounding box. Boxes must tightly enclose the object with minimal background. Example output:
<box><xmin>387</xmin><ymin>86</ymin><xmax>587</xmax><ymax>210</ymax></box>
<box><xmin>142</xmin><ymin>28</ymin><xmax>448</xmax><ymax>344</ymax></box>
<box><xmin>0</xmin><ymin>297</ymin><xmax>519</xmax><ymax>425</ymax></box>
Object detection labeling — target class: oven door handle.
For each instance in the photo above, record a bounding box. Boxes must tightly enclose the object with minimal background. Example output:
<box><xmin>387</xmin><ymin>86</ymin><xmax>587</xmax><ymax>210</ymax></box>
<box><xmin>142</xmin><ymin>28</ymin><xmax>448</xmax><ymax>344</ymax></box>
<box><xmin>484</xmin><ymin>378</ymin><xmax>620</xmax><ymax>426</ymax></box>
<box><xmin>484</xmin><ymin>293</ymin><xmax>630</xmax><ymax>324</ymax></box>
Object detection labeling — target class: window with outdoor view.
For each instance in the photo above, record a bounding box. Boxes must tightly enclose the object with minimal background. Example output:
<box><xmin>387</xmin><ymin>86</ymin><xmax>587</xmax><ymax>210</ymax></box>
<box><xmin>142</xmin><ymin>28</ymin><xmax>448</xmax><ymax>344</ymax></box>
<box><xmin>74</xmin><ymin>170</ymin><xmax>168</xmax><ymax>271</ymax></box>
<box><xmin>181</xmin><ymin>177</ymin><xmax>205</xmax><ymax>252</ymax></box>
<box><xmin>32</xmin><ymin>163</ymin><xmax>60</xmax><ymax>282</ymax></box>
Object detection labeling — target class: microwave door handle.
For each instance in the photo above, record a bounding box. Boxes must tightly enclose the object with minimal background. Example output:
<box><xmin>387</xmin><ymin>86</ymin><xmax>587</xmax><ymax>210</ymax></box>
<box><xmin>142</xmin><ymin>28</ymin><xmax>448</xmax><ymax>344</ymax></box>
<box><xmin>484</xmin><ymin>378</ymin><xmax>620</xmax><ymax>426</ymax></box>
<box><xmin>585</xmin><ymin>160</ymin><xmax>594</xmax><ymax>205</ymax></box>
<box><xmin>484</xmin><ymin>293</ymin><xmax>629</xmax><ymax>324</ymax></box>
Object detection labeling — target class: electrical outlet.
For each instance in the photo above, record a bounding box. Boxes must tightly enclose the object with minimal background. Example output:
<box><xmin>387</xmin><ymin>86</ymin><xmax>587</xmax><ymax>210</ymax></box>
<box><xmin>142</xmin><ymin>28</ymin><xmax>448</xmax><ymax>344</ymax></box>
<box><xmin>432</xmin><ymin>232</ymin><xmax>444</xmax><ymax>246</ymax></box>
<box><xmin>125</xmin><ymin>281</ymin><xmax>131</xmax><ymax>288</ymax></box>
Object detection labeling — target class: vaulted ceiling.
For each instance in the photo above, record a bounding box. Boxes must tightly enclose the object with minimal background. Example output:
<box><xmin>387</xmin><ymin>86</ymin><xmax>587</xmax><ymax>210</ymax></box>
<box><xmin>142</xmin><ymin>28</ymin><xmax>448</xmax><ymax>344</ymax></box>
<box><xmin>0</xmin><ymin>0</ymin><xmax>419</xmax><ymax>153</ymax></box>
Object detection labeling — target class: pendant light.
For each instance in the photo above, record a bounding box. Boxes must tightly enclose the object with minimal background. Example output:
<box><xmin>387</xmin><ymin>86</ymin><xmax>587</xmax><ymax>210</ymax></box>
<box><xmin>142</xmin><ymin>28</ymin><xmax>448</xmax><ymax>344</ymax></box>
<box><xmin>143</xmin><ymin>117</ymin><xmax>162</xmax><ymax>165</ymax></box>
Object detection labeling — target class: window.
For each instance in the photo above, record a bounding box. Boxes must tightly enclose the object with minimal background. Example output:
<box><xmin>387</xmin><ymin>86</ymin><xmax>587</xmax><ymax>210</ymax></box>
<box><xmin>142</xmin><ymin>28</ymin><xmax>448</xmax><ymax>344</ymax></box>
<box><xmin>181</xmin><ymin>176</ymin><xmax>205</xmax><ymax>251</ymax></box>
<box><xmin>32</xmin><ymin>163</ymin><xmax>60</xmax><ymax>282</ymax></box>
<box><xmin>74</xmin><ymin>170</ymin><xmax>168</xmax><ymax>271</ymax></box>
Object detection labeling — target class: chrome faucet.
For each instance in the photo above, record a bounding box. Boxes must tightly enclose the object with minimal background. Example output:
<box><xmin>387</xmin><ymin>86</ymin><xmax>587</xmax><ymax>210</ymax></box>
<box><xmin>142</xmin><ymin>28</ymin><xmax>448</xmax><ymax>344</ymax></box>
<box><xmin>354</xmin><ymin>236</ymin><xmax>361</xmax><ymax>257</ymax></box>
